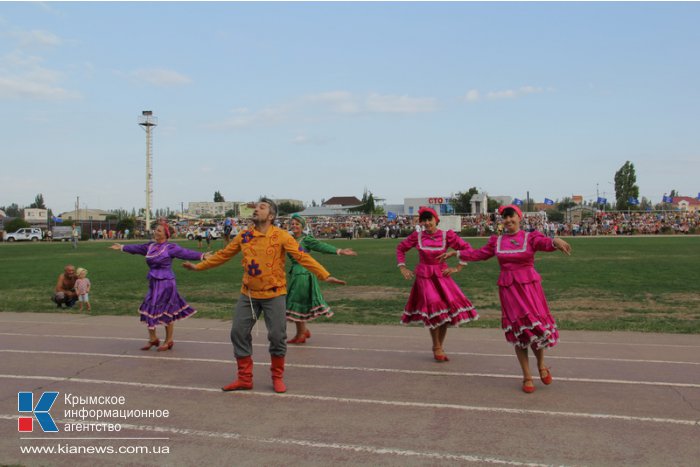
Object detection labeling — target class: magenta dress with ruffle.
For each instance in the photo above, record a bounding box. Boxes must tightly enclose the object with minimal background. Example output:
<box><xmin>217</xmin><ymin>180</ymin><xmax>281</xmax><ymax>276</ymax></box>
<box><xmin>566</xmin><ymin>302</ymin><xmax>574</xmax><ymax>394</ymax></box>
<box><xmin>397</xmin><ymin>229</ymin><xmax>479</xmax><ymax>328</ymax></box>
<box><xmin>459</xmin><ymin>230</ymin><xmax>559</xmax><ymax>349</ymax></box>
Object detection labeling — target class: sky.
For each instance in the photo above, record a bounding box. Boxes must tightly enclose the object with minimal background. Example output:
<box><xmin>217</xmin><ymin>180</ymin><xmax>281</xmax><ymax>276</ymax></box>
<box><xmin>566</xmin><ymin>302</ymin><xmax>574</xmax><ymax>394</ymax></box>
<box><xmin>1</xmin><ymin>1</ymin><xmax>699</xmax><ymax>214</ymax></box>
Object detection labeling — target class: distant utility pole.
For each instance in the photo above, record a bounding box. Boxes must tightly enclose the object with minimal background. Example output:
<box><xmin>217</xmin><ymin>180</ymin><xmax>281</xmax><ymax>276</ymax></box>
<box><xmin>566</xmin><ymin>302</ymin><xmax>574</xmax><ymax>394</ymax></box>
<box><xmin>526</xmin><ymin>191</ymin><xmax>530</xmax><ymax>212</ymax></box>
<box><xmin>138</xmin><ymin>111</ymin><xmax>158</xmax><ymax>232</ymax></box>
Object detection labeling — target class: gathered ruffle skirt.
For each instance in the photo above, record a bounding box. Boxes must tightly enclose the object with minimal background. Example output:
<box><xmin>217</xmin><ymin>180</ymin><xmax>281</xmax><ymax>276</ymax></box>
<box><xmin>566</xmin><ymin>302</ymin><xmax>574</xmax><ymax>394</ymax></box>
<box><xmin>286</xmin><ymin>271</ymin><xmax>333</xmax><ymax>322</ymax></box>
<box><xmin>499</xmin><ymin>280</ymin><xmax>558</xmax><ymax>349</ymax></box>
<box><xmin>138</xmin><ymin>278</ymin><xmax>197</xmax><ymax>329</ymax></box>
<box><xmin>401</xmin><ymin>275</ymin><xmax>478</xmax><ymax>329</ymax></box>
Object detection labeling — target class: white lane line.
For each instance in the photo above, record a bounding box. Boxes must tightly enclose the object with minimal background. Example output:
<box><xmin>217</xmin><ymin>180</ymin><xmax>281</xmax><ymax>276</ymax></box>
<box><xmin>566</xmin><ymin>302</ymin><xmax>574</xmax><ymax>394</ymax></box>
<box><xmin>1</xmin><ymin>374</ymin><xmax>699</xmax><ymax>428</ymax></box>
<box><xmin>2</xmin><ymin>332</ymin><xmax>700</xmax><ymax>366</ymax></box>
<box><xmin>318</xmin><ymin>333</ymin><xmax>700</xmax><ymax>349</ymax></box>
<box><xmin>2</xmin><ymin>326</ymin><xmax>700</xmax><ymax>349</ymax></box>
<box><xmin>0</xmin><ymin>415</ymin><xmax>549</xmax><ymax>466</ymax></box>
<box><xmin>2</xmin><ymin>350</ymin><xmax>700</xmax><ymax>389</ymax></box>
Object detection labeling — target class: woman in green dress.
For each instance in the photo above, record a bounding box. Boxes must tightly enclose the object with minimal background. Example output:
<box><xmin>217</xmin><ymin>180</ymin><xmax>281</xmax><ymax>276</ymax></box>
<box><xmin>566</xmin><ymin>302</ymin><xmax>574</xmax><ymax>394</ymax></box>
<box><xmin>286</xmin><ymin>213</ymin><xmax>357</xmax><ymax>344</ymax></box>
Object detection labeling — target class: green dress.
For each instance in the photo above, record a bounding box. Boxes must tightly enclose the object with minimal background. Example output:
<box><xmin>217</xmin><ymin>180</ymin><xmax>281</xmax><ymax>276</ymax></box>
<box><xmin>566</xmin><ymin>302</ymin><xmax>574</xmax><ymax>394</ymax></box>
<box><xmin>286</xmin><ymin>235</ymin><xmax>338</xmax><ymax>321</ymax></box>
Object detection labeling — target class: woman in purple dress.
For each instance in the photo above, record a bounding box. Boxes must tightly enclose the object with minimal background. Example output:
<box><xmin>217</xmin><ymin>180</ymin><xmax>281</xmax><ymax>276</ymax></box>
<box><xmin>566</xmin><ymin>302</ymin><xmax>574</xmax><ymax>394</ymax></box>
<box><xmin>110</xmin><ymin>222</ymin><xmax>206</xmax><ymax>351</ymax></box>
<box><xmin>397</xmin><ymin>207</ymin><xmax>479</xmax><ymax>362</ymax></box>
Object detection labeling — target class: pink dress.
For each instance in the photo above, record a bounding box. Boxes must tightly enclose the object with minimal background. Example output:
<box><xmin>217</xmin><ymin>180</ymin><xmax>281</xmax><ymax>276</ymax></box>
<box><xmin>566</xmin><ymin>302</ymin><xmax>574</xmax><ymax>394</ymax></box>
<box><xmin>459</xmin><ymin>230</ymin><xmax>559</xmax><ymax>349</ymax></box>
<box><xmin>75</xmin><ymin>278</ymin><xmax>90</xmax><ymax>296</ymax></box>
<box><xmin>397</xmin><ymin>229</ymin><xmax>479</xmax><ymax>328</ymax></box>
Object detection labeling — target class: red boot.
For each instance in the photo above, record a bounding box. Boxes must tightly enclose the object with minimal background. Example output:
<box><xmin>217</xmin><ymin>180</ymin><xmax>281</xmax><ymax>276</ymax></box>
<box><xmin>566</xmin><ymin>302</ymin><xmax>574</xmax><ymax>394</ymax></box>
<box><xmin>270</xmin><ymin>355</ymin><xmax>287</xmax><ymax>393</ymax></box>
<box><xmin>222</xmin><ymin>356</ymin><xmax>253</xmax><ymax>391</ymax></box>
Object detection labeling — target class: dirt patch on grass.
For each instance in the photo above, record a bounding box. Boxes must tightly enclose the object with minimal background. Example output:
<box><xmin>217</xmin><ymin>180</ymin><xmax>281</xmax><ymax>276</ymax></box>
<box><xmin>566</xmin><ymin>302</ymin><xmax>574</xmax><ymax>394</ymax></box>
<box><xmin>556</xmin><ymin>297</ymin><xmax>648</xmax><ymax>312</ymax></box>
<box><xmin>323</xmin><ymin>286</ymin><xmax>406</xmax><ymax>301</ymax></box>
<box><xmin>664</xmin><ymin>293</ymin><xmax>700</xmax><ymax>303</ymax></box>
<box><xmin>550</xmin><ymin>295</ymin><xmax>698</xmax><ymax>320</ymax></box>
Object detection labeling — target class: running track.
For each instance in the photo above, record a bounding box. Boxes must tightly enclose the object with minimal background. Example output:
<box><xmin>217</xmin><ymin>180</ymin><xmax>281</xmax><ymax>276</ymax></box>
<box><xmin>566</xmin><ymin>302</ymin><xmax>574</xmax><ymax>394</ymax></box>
<box><xmin>1</xmin><ymin>312</ymin><xmax>699</xmax><ymax>466</ymax></box>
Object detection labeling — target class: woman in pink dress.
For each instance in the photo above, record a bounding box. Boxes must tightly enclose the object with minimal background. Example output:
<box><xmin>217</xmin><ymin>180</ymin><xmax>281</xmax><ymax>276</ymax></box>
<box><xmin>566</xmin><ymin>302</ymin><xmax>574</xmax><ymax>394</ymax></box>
<box><xmin>442</xmin><ymin>205</ymin><xmax>571</xmax><ymax>393</ymax></box>
<box><xmin>397</xmin><ymin>207</ymin><xmax>479</xmax><ymax>362</ymax></box>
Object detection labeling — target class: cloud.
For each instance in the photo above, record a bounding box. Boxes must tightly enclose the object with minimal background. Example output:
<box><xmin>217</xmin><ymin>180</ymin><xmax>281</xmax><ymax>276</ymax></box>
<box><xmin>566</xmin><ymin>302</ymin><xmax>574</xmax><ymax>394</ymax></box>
<box><xmin>208</xmin><ymin>90</ymin><xmax>437</xmax><ymax>131</ymax></box>
<box><xmin>0</xmin><ymin>22</ymin><xmax>78</xmax><ymax>100</ymax></box>
<box><xmin>365</xmin><ymin>93</ymin><xmax>437</xmax><ymax>113</ymax></box>
<box><xmin>0</xmin><ymin>76</ymin><xmax>78</xmax><ymax>99</ymax></box>
<box><xmin>36</xmin><ymin>2</ymin><xmax>66</xmax><ymax>17</ymax></box>
<box><xmin>129</xmin><ymin>68</ymin><xmax>192</xmax><ymax>87</ymax></box>
<box><xmin>464</xmin><ymin>89</ymin><xmax>480</xmax><ymax>102</ymax></box>
<box><xmin>463</xmin><ymin>85</ymin><xmax>545</xmax><ymax>102</ymax></box>
<box><xmin>212</xmin><ymin>106</ymin><xmax>290</xmax><ymax>129</ymax></box>
<box><xmin>305</xmin><ymin>91</ymin><xmax>437</xmax><ymax>114</ymax></box>
<box><xmin>305</xmin><ymin>91</ymin><xmax>359</xmax><ymax>114</ymax></box>
<box><xmin>10</xmin><ymin>29</ymin><xmax>62</xmax><ymax>47</ymax></box>
<box><xmin>291</xmin><ymin>134</ymin><xmax>331</xmax><ymax>145</ymax></box>
<box><xmin>0</xmin><ymin>51</ymin><xmax>80</xmax><ymax>100</ymax></box>
<box><xmin>292</xmin><ymin>135</ymin><xmax>311</xmax><ymax>145</ymax></box>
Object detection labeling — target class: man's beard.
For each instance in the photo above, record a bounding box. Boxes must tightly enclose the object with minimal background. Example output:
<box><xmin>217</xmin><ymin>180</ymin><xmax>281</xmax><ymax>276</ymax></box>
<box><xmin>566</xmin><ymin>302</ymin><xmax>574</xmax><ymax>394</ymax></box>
<box><xmin>252</xmin><ymin>216</ymin><xmax>267</xmax><ymax>228</ymax></box>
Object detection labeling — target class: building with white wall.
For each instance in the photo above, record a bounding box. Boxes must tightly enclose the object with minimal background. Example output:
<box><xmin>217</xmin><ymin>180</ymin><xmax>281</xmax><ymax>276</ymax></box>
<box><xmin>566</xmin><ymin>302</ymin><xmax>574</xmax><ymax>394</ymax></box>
<box><xmin>187</xmin><ymin>201</ymin><xmax>238</xmax><ymax>217</ymax></box>
<box><xmin>24</xmin><ymin>208</ymin><xmax>48</xmax><ymax>224</ymax></box>
<box><xmin>403</xmin><ymin>197</ymin><xmax>455</xmax><ymax>216</ymax></box>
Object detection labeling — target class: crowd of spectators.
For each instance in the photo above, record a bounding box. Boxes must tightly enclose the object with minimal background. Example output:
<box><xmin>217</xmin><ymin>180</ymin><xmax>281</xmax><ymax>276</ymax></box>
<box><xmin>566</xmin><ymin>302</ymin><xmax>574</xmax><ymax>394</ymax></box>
<box><xmin>72</xmin><ymin>210</ymin><xmax>697</xmax><ymax>242</ymax></box>
<box><xmin>270</xmin><ymin>210</ymin><xmax>700</xmax><ymax>238</ymax></box>
<box><xmin>547</xmin><ymin>211</ymin><xmax>700</xmax><ymax>236</ymax></box>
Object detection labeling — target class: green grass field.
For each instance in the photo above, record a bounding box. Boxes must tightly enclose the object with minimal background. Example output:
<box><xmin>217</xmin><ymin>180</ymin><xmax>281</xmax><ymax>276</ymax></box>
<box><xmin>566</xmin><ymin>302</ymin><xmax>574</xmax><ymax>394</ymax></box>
<box><xmin>1</xmin><ymin>236</ymin><xmax>699</xmax><ymax>333</ymax></box>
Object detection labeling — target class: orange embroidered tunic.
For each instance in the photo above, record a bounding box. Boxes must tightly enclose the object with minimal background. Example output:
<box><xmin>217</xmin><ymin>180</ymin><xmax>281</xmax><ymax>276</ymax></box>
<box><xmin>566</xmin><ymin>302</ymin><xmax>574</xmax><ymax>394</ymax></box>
<box><xmin>194</xmin><ymin>225</ymin><xmax>331</xmax><ymax>299</ymax></box>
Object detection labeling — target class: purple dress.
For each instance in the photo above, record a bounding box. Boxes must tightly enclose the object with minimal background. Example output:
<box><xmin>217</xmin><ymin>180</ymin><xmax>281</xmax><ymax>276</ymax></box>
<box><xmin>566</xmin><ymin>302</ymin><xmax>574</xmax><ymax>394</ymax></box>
<box><xmin>122</xmin><ymin>241</ymin><xmax>203</xmax><ymax>329</ymax></box>
<box><xmin>396</xmin><ymin>229</ymin><xmax>479</xmax><ymax>328</ymax></box>
<box><xmin>459</xmin><ymin>230</ymin><xmax>559</xmax><ymax>349</ymax></box>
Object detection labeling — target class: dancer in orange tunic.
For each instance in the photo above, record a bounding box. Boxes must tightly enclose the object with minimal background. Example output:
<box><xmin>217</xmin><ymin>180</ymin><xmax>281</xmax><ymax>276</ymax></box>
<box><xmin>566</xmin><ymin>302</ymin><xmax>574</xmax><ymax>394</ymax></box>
<box><xmin>184</xmin><ymin>199</ymin><xmax>346</xmax><ymax>393</ymax></box>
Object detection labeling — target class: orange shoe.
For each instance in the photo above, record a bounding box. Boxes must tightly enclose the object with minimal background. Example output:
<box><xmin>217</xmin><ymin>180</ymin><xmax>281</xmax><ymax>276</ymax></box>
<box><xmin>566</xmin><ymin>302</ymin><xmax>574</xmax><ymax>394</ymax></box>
<box><xmin>522</xmin><ymin>378</ymin><xmax>535</xmax><ymax>394</ymax></box>
<box><xmin>141</xmin><ymin>339</ymin><xmax>160</xmax><ymax>351</ymax></box>
<box><xmin>157</xmin><ymin>341</ymin><xmax>174</xmax><ymax>352</ymax></box>
<box><xmin>539</xmin><ymin>367</ymin><xmax>553</xmax><ymax>385</ymax></box>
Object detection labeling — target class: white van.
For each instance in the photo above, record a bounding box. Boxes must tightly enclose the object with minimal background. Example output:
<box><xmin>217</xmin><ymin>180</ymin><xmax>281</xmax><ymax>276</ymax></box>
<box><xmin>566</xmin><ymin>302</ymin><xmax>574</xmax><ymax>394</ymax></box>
<box><xmin>4</xmin><ymin>227</ymin><xmax>43</xmax><ymax>242</ymax></box>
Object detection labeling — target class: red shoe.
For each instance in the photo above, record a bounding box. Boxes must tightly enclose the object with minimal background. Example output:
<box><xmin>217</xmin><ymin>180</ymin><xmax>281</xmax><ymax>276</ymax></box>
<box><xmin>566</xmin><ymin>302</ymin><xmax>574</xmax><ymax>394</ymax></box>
<box><xmin>222</xmin><ymin>379</ymin><xmax>253</xmax><ymax>391</ymax></box>
<box><xmin>304</xmin><ymin>329</ymin><xmax>311</xmax><ymax>339</ymax></box>
<box><xmin>270</xmin><ymin>355</ymin><xmax>287</xmax><ymax>393</ymax></box>
<box><xmin>287</xmin><ymin>334</ymin><xmax>306</xmax><ymax>344</ymax></box>
<box><xmin>157</xmin><ymin>341</ymin><xmax>174</xmax><ymax>352</ymax></box>
<box><xmin>522</xmin><ymin>378</ymin><xmax>535</xmax><ymax>394</ymax></box>
<box><xmin>433</xmin><ymin>348</ymin><xmax>449</xmax><ymax>362</ymax></box>
<box><xmin>222</xmin><ymin>356</ymin><xmax>253</xmax><ymax>391</ymax></box>
<box><xmin>539</xmin><ymin>367</ymin><xmax>553</xmax><ymax>385</ymax></box>
<box><xmin>141</xmin><ymin>339</ymin><xmax>160</xmax><ymax>351</ymax></box>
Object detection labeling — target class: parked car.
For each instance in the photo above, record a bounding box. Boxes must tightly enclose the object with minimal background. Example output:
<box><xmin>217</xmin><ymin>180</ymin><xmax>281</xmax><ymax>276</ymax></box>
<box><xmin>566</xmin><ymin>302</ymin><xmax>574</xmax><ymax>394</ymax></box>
<box><xmin>370</xmin><ymin>226</ymin><xmax>399</xmax><ymax>239</ymax></box>
<box><xmin>4</xmin><ymin>227</ymin><xmax>43</xmax><ymax>242</ymax></box>
<box><xmin>185</xmin><ymin>226</ymin><xmax>222</xmax><ymax>241</ymax></box>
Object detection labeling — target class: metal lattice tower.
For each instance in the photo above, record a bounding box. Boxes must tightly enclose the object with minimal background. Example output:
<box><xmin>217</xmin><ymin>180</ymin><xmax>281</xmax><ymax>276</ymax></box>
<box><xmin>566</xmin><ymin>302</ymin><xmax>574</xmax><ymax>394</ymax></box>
<box><xmin>138</xmin><ymin>111</ymin><xmax>157</xmax><ymax>233</ymax></box>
